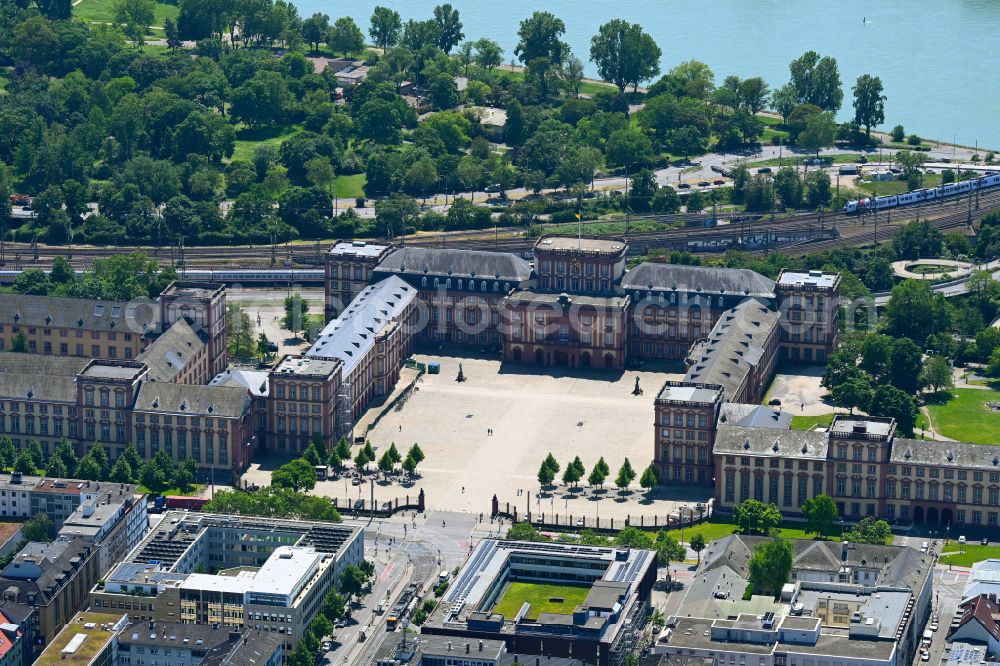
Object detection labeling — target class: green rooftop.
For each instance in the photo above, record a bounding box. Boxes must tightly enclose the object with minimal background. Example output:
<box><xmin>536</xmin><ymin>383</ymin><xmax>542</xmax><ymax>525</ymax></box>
<box><xmin>36</xmin><ymin>612</ymin><xmax>124</xmax><ymax>666</ymax></box>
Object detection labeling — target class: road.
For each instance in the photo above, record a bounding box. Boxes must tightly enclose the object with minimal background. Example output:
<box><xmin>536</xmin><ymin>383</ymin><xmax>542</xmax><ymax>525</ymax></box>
<box><xmin>873</xmin><ymin>258</ymin><xmax>1000</xmax><ymax>306</ymax></box>
<box><xmin>323</xmin><ymin>510</ymin><xmax>485</xmax><ymax>666</ymax></box>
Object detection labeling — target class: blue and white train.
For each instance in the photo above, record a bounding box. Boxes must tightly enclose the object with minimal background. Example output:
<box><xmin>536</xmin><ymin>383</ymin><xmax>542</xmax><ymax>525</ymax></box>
<box><xmin>844</xmin><ymin>173</ymin><xmax>1000</xmax><ymax>214</ymax></box>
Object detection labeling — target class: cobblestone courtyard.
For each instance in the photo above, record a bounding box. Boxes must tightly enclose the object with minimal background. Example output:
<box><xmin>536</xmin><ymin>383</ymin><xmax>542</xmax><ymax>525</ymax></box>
<box><xmin>314</xmin><ymin>354</ymin><xmax>711</xmax><ymax>521</ymax></box>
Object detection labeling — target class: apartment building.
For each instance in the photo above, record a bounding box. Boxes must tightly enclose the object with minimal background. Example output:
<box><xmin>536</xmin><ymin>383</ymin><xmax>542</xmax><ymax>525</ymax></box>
<box><xmin>654</xmin><ymin>536</ymin><xmax>934</xmax><ymax>666</ymax></box>
<box><xmin>91</xmin><ymin>513</ymin><xmax>363</xmax><ymax>652</ymax></box>
<box><xmin>0</xmin><ymin>538</ymin><xmax>102</xmax><ymax>645</ymax></box>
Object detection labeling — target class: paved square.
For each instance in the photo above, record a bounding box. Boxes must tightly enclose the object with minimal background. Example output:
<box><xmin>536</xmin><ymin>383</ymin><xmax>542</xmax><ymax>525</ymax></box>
<box><xmin>313</xmin><ymin>354</ymin><xmax>710</xmax><ymax>521</ymax></box>
<box><xmin>764</xmin><ymin>366</ymin><xmax>831</xmax><ymax>415</ymax></box>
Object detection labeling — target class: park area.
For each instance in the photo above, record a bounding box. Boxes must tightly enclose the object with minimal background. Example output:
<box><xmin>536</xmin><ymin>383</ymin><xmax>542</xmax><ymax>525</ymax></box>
<box><xmin>924</xmin><ymin>388</ymin><xmax>1000</xmax><ymax>444</ymax></box>
<box><xmin>492</xmin><ymin>582</ymin><xmax>591</xmax><ymax>619</ymax></box>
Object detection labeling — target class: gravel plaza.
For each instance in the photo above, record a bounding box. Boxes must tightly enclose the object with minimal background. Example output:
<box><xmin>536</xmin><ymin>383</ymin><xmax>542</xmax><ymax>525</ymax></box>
<box><xmin>305</xmin><ymin>353</ymin><xmax>713</xmax><ymax>522</ymax></box>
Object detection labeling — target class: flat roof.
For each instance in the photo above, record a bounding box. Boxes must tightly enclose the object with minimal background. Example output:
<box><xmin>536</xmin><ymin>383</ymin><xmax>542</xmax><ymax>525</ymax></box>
<box><xmin>0</xmin><ymin>523</ymin><xmax>23</xmax><ymax>546</ymax></box>
<box><xmin>829</xmin><ymin>416</ymin><xmax>894</xmax><ymax>437</ymax></box>
<box><xmin>504</xmin><ymin>291</ymin><xmax>629</xmax><ymax>308</ymax></box>
<box><xmin>272</xmin><ymin>355</ymin><xmax>341</xmax><ymax>378</ymax></box>
<box><xmin>37</xmin><ymin>612</ymin><xmax>125</xmax><ymax>666</ymax></box>
<box><xmin>79</xmin><ymin>362</ymin><xmax>145</xmax><ymax>379</ymax></box>
<box><xmin>246</xmin><ymin>546</ymin><xmax>323</xmax><ymax>598</ymax></box>
<box><xmin>181</xmin><ymin>572</ymin><xmax>252</xmax><ymax>595</ymax></box>
<box><xmin>656</xmin><ymin>382</ymin><xmax>722</xmax><ymax>404</ymax></box>
<box><xmin>776</xmin><ymin>270</ymin><xmax>838</xmax><ymax>288</ymax></box>
<box><xmin>535</xmin><ymin>236</ymin><xmax>626</xmax><ymax>254</ymax></box>
<box><xmin>329</xmin><ymin>241</ymin><xmax>389</xmax><ymax>258</ymax></box>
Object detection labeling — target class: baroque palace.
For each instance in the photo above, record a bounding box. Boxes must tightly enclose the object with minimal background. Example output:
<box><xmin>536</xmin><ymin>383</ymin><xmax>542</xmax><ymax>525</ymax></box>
<box><xmin>1</xmin><ymin>236</ymin><xmax>997</xmax><ymax>528</ymax></box>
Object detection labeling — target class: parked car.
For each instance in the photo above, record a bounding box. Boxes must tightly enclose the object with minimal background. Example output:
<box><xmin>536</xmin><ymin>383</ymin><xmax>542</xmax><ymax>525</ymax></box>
<box><xmin>697</xmin><ymin>181</ymin><xmax>710</xmax><ymax>187</ymax></box>
<box><xmin>678</xmin><ymin>183</ymin><xmax>691</xmax><ymax>189</ymax></box>
<box><xmin>713</xmin><ymin>179</ymin><xmax>725</xmax><ymax>185</ymax></box>
<box><xmin>982</xmin><ymin>537</ymin><xmax>990</xmax><ymax>546</ymax></box>
<box><xmin>353</xmin><ymin>499</ymin><xmax>364</xmax><ymax>509</ymax></box>
<box><xmin>757</xmin><ymin>167</ymin><xmax>772</xmax><ymax>174</ymax></box>
<box><xmin>768</xmin><ymin>398</ymin><xmax>782</xmax><ymax>406</ymax></box>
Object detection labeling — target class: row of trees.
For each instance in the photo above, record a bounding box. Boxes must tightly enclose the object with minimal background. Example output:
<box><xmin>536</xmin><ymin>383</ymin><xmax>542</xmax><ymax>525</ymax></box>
<box><xmin>507</xmin><ymin>522</ymin><xmax>688</xmax><ymax>567</ymax></box>
<box><xmin>269</xmin><ymin>437</ymin><xmax>427</xmax><ymax>493</ymax></box>
<box><xmin>735</xmin><ymin>497</ymin><xmax>892</xmax><ymax>544</ymax></box>
<box><xmin>536</xmin><ymin>453</ymin><xmax>655</xmax><ymax>492</ymax></box>
<box><xmin>0</xmin><ymin>436</ymin><xmax>199</xmax><ymax>495</ymax></box>
<box><xmin>7</xmin><ymin>254</ymin><xmax>177</xmax><ymax>302</ymax></box>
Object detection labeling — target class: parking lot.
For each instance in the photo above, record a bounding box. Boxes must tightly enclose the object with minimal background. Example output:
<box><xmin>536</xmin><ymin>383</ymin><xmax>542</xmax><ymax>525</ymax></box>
<box><xmin>308</xmin><ymin>354</ymin><xmax>711</xmax><ymax>521</ymax></box>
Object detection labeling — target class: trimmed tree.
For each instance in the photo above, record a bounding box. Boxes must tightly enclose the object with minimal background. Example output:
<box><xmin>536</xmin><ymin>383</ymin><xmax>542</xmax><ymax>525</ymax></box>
<box><xmin>690</xmin><ymin>533</ymin><xmax>707</xmax><ymax>564</ymax></box>
<box><xmin>802</xmin><ymin>494</ymin><xmax>839</xmax><ymax>538</ymax></box>
<box><xmin>639</xmin><ymin>464</ymin><xmax>658</xmax><ymax>492</ymax></box>
<box><xmin>615</xmin><ymin>458</ymin><xmax>636</xmax><ymax>491</ymax></box>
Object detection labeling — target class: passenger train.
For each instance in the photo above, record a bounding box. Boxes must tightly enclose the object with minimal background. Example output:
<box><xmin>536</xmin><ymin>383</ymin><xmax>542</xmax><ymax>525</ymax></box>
<box><xmin>844</xmin><ymin>173</ymin><xmax>1000</xmax><ymax>214</ymax></box>
<box><xmin>0</xmin><ymin>268</ymin><xmax>325</xmax><ymax>285</ymax></box>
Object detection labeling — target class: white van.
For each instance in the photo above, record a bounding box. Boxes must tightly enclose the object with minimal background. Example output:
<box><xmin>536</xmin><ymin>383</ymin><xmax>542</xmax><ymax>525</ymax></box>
<box><xmin>439</xmin><ymin>571</ymin><xmax>451</xmax><ymax>584</ymax></box>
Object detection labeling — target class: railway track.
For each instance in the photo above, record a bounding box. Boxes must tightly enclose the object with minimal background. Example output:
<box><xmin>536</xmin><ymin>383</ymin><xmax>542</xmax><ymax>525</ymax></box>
<box><xmin>1</xmin><ymin>187</ymin><xmax>996</xmax><ymax>269</ymax></box>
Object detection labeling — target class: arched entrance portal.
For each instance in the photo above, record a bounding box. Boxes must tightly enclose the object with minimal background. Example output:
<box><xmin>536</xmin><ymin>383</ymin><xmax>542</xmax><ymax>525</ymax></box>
<box><xmin>926</xmin><ymin>507</ymin><xmax>939</xmax><ymax>524</ymax></box>
<box><xmin>913</xmin><ymin>506</ymin><xmax>924</xmax><ymax>523</ymax></box>
<box><xmin>535</xmin><ymin>348</ymin><xmax>544</xmax><ymax>364</ymax></box>
<box><xmin>511</xmin><ymin>347</ymin><xmax>522</xmax><ymax>362</ymax></box>
<box><xmin>581</xmin><ymin>352</ymin><xmax>591</xmax><ymax>367</ymax></box>
<box><xmin>940</xmin><ymin>508</ymin><xmax>953</xmax><ymax>525</ymax></box>
<box><xmin>555</xmin><ymin>350</ymin><xmax>569</xmax><ymax>366</ymax></box>
<box><xmin>604</xmin><ymin>353</ymin><xmax>614</xmax><ymax>368</ymax></box>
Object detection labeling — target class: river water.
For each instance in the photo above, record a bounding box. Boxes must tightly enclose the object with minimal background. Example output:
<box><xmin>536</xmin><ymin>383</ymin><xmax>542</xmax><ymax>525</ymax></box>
<box><xmin>293</xmin><ymin>0</ymin><xmax>1000</xmax><ymax>149</ymax></box>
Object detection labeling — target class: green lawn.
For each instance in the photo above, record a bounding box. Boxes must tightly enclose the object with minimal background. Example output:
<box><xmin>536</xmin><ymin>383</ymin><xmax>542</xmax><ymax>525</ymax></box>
<box><xmin>940</xmin><ymin>544</ymin><xmax>1000</xmax><ymax>567</ymax></box>
<box><xmin>856</xmin><ymin>173</ymin><xmax>943</xmax><ymax>196</ymax></box>
<box><xmin>924</xmin><ymin>388</ymin><xmax>1000</xmax><ymax>444</ymax></box>
<box><xmin>73</xmin><ymin>0</ymin><xmax>178</xmax><ymax>30</ymax></box>
<box><xmin>333</xmin><ymin>174</ymin><xmax>367</xmax><ymax>199</ymax></box>
<box><xmin>492</xmin><ymin>582</ymin><xmax>590</xmax><ymax>619</ymax></box>
<box><xmin>666</xmin><ymin>515</ymin><xmax>841</xmax><ymax>545</ymax></box>
<box><xmin>230</xmin><ymin>124</ymin><xmax>304</xmax><ymax>163</ymax></box>
<box><xmin>791</xmin><ymin>413</ymin><xmax>834</xmax><ymax>431</ymax></box>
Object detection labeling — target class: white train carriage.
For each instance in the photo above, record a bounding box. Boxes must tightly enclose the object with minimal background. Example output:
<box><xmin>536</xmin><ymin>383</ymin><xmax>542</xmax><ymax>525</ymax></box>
<box><xmin>874</xmin><ymin>195</ymin><xmax>897</xmax><ymax>210</ymax></box>
<box><xmin>845</xmin><ymin>173</ymin><xmax>1000</xmax><ymax>214</ymax></box>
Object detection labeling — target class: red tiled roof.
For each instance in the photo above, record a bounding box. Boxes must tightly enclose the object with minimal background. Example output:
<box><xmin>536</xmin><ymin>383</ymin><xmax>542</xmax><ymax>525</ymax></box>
<box><xmin>954</xmin><ymin>594</ymin><xmax>1000</xmax><ymax>641</ymax></box>
<box><xmin>0</xmin><ymin>609</ymin><xmax>21</xmax><ymax>659</ymax></box>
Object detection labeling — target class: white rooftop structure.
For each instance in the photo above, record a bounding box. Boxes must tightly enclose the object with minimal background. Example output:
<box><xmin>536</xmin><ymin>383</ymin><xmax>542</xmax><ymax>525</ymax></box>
<box><xmin>329</xmin><ymin>240</ymin><xmax>389</xmax><ymax>259</ymax></box>
<box><xmin>209</xmin><ymin>367</ymin><xmax>270</xmax><ymax>397</ymax></box>
<box><xmin>306</xmin><ymin>276</ymin><xmax>416</xmax><ymax>375</ymax></box>
<box><xmin>246</xmin><ymin>546</ymin><xmax>323</xmax><ymax>606</ymax></box>
<box><xmin>777</xmin><ymin>270</ymin><xmax>838</xmax><ymax>289</ymax></box>
<box><xmin>179</xmin><ymin>546</ymin><xmax>323</xmax><ymax>607</ymax></box>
